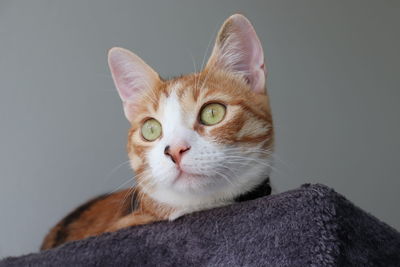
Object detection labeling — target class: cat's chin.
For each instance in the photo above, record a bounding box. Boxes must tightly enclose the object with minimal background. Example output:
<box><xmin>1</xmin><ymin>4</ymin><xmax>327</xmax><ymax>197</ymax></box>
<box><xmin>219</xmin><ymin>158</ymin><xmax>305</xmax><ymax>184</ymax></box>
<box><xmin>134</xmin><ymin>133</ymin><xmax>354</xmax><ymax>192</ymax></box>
<box><xmin>149</xmin><ymin>177</ymin><xmax>230</xmax><ymax>208</ymax></box>
<box><xmin>167</xmin><ymin>172</ymin><xmax>228</xmax><ymax>196</ymax></box>
<box><xmin>173</xmin><ymin>170</ymin><xmax>207</xmax><ymax>183</ymax></box>
<box><xmin>171</xmin><ymin>176</ymin><xmax>213</xmax><ymax>193</ymax></box>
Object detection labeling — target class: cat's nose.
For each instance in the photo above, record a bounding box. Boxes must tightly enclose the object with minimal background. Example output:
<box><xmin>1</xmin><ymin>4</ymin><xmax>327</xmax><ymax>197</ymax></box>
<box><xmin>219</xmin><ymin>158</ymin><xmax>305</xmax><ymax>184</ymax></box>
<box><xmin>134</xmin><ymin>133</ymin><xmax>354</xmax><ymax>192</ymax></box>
<box><xmin>164</xmin><ymin>144</ymin><xmax>191</xmax><ymax>165</ymax></box>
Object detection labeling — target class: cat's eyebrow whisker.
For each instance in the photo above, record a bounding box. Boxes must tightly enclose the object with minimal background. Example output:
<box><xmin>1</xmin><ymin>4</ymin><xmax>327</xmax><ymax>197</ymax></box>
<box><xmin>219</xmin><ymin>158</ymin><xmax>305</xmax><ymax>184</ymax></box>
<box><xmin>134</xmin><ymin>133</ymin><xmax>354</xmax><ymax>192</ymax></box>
<box><xmin>187</xmin><ymin>49</ymin><xmax>200</xmax><ymax>91</ymax></box>
<box><xmin>200</xmin><ymin>23</ymin><xmax>220</xmax><ymax>72</ymax></box>
<box><xmin>196</xmin><ymin>23</ymin><xmax>221</xmax><ymax>94</ymax></box>
<box><xmin>198</xmin><ymin>45</ymin><xmax>223</xmax><ymax>92</ymax></box>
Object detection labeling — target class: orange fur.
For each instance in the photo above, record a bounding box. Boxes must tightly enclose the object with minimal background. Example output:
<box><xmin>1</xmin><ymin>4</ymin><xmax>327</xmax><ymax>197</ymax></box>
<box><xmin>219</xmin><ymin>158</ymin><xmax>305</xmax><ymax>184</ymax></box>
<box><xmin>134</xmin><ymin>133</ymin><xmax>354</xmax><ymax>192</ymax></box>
<box><xmin>42</xmin><ymin>14</ymin><xmax>274</xmax><ymax>250</ymax></box>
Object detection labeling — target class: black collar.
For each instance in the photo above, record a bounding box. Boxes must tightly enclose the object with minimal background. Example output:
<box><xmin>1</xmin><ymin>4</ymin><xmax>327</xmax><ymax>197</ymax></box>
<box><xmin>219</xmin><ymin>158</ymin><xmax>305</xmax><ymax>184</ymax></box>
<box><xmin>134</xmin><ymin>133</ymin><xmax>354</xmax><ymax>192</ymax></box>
<box><xmin>234</xmin><ymin>177</ymin><xmax>271</xmax><ymax>202</ymax></box>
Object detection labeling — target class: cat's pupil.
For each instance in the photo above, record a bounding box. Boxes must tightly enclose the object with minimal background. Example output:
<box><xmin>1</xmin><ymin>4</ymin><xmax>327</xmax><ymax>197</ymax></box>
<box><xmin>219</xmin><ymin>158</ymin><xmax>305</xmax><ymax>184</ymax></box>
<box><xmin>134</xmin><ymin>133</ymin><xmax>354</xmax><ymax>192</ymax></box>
<box><xmin>211</xmin><ymin>109</ymin><xmax>215</xmax><ymax>117</ymax></box>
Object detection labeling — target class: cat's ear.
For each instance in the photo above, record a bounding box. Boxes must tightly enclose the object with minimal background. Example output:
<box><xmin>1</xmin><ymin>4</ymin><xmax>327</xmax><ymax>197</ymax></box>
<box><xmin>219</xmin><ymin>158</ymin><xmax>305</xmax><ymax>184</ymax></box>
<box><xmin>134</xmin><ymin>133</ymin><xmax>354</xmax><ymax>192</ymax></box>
<box><xmin>108</xmin><ymin>47</ymin><xmax>160</xmax><ymax>121</ymax></box>
<box><xmin>205</xmin><ymin>14</ymin><xmax>266</xmax><ymax>94</ymax></box>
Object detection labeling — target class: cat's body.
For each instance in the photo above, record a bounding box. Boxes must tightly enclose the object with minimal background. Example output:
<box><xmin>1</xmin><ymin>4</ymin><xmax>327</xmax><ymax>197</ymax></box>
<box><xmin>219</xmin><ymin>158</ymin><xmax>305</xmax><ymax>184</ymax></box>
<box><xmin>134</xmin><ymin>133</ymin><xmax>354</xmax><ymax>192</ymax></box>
<box><xmin>41</xmin><ymin>14</ymin><xmax>274</xmax><ymax>250</ymax></box>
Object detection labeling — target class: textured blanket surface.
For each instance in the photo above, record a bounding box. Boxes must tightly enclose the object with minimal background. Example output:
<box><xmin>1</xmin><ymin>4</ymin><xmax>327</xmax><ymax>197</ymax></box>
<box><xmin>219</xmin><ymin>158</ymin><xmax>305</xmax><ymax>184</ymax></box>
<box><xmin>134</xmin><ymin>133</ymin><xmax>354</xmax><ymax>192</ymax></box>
<box><xmin>1</xmin><ymin>184</ymin><xmax>400</xmax><ymax>266</ymax></box>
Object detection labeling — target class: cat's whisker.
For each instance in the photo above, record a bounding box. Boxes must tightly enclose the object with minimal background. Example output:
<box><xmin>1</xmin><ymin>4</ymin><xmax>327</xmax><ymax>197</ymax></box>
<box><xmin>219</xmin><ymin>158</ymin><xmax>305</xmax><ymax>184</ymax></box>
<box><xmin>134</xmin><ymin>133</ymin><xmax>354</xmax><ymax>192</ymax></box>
<box><xmin>110</xmin><ymin>176</ymin><xmax>135</xmax><ymax>194</ymax></box>
<box><xmin>118</xmin><ymin>170</ymin><xmax>152</xmax><ymax>210</ymax></box>
<box><xmin>136</xmin><ymin>180</ymin><xmax>158</xmax><ymax>211</ymax></box>
<box><xmin>120</xmin><ymin>186</ymin><xmax>135</xmax><ymax>212</ymax></box>
<box><xmin>106</xmin><ymin>160</ymin><xmax>132</xmax><ymax>177</ymax></box>
<box><xmin>200</xmin><ymin>23</ymin><xmax>220</xmax><ymax>72</ymax></box>
<box><xmin>221</xmin><ymin>158</ymin><xmax>274</xmax><ymax>171</ymax></box>
<box><xmin>195</xmin><ymin>23</ymin><xmax>221</xmax><ymax>94</ymax></box>
<box><xmin>126</xmin><ymin>170</ymin><xmax>157</xmax><ymax>212</ymax></box>
<box><xmin>212</xmin><ymin>169</ymin><xmax>236</xmax><ymax>187</ymax></box>
<box><xmin>198</xmin><ymin>43</ymin><xmax>224</xmax><ymax>92</ymax></box>
<box><xmin>222</xmin><ymin>157</ymin><xmax>272</xmax><ymax>168</ymax></box>
<box><xmin>270</xmin><ymin>153</ymin><xmax>292</xmax><ymax>169</ymax></box>
<box><xmin>222</xmin><ymin>159</ymin><xmax>282</xmax><ymax>175</ymax></box>
<box><xmin>130</xmin><ymin>187</ymin><xmax>138</xmax><ymax>213</ymax></box>
<box><xmin>134</xmin><ymin>173</ymin><xmax>155</xmax><ymax>192</ymax></box>
<box><xmin>223</xmin><ymin>147</ymin><xmax>273</xmax><ymax>154</ymax></box>
<box><xmin>187</xmin><ymin>49</ymin><xmax>200</xmax><ymax>91</ymax></box>
<box><xmin>135</xmin><ymin>191</ymin><xmax>145</xmax><ymax>213</ymax></box>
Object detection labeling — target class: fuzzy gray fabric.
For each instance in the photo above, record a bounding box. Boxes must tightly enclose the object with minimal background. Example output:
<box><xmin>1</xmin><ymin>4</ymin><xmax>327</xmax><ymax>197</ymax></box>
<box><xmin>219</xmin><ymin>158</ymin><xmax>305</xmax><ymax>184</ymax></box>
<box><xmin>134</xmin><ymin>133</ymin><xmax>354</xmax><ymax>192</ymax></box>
<box><xmin>1</xmin><ymin>184</ymin><xmax>399</xmax><ymax>266</ymax></box>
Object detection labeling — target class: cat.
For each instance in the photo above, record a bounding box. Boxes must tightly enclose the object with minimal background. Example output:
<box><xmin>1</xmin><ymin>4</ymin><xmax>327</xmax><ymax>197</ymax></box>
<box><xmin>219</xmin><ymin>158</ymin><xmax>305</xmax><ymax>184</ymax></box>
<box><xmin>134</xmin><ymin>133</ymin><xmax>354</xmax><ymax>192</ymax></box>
<box><xmin>41</xmin><ymin>14</ymin><xmax>274</xmax><ymax>250</ymax></box>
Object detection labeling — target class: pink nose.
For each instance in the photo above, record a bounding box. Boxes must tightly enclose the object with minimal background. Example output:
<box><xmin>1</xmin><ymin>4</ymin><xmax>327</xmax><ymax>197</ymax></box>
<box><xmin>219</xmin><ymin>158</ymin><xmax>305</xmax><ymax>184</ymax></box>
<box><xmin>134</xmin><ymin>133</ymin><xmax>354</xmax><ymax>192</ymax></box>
<box><xmin>164</xmin><ymin>144</ymin><xmax>191</xmax><ymax>164</ymax></box>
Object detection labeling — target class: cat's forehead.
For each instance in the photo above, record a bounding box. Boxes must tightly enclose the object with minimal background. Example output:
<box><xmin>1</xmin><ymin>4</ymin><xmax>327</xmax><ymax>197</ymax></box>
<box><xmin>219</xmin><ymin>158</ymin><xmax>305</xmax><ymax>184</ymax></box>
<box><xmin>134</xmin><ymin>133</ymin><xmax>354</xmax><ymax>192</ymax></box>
<box><xmin>136</xmin><ymin>74</ymin><xmax>201</xmax><ymax>116</ymax></box>
<box><xmin>134</xmin><ymin>71</ymin><xmax>264</xmax><ymax>123</ymax></box>
<box><xmin>163</xmin><ymin>74</ymin><xmax>200</xmax><ymax>100</ymax></box>
<box><xmin>159</xmin><ymin>72</ymin><xmax>247</xmax><ymax>106</ymax></box>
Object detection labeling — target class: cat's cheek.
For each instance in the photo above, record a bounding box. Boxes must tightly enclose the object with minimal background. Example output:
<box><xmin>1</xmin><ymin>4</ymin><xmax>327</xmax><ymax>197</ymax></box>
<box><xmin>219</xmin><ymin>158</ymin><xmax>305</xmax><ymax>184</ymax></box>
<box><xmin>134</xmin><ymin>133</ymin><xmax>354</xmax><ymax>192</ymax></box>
<box><xmin>129</xmin><ymin>154</ymin><xmax>143</xmax><ymax>171</ymax></box>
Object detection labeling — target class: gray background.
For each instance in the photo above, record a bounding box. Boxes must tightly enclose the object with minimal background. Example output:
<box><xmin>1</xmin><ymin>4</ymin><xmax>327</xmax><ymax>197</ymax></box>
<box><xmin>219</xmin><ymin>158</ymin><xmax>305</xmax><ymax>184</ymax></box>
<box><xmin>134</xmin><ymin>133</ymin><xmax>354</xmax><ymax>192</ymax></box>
<box><xmin>0</xmin><ymin>0</ymin><xmax>399</xmax><ymax>258</ymax></box>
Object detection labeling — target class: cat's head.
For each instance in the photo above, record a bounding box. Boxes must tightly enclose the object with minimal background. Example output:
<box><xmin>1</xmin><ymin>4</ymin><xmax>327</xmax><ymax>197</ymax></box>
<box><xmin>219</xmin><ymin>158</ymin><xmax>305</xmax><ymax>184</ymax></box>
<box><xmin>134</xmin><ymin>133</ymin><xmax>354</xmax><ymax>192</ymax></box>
<box><xmin>108</xmin><ymin>14</ymin><xmax>273</xmax><ymax>207</ymax></box>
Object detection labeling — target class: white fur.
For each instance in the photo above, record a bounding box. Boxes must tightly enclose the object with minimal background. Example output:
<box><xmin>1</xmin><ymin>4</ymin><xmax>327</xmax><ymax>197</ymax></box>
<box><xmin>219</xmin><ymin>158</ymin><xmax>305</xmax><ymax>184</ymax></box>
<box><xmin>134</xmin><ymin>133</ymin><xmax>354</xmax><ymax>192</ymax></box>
<box><xmin>144</xmin><ymin>85</ymin><xmax>272</xmax><ymax>218</ymax></box>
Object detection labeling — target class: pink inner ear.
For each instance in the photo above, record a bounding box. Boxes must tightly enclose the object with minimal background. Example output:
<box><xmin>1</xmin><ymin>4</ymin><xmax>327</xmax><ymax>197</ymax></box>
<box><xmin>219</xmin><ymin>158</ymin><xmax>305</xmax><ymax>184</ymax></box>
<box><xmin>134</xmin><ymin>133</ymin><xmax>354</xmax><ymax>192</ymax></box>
<box><xmin>209</xmin><ymin>15</ymin><xmax>267</xmax><ymax>94</ymax></box>
<box><xmin>108</xmin><ymin>47</ymin><xmax>160</xmax><ymax>121</ymax></box>
<box><xmin>108</xmin><ymin>49</ymin><xmax>145</xmax><ymax>101</ymax></box>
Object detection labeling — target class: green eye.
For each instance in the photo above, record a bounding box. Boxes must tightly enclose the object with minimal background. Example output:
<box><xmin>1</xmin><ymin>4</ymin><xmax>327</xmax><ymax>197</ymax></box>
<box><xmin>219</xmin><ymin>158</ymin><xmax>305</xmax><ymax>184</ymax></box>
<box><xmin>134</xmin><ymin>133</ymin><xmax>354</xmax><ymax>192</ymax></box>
<box><xmin>200</xmin><ymin>103</ymin><xmax>226</xmax><ymax>126</ymax></box>
<box><xmin>141</xmin><ymin>118</ymin><xmax>162</xmax><ymax>141</ymax></box>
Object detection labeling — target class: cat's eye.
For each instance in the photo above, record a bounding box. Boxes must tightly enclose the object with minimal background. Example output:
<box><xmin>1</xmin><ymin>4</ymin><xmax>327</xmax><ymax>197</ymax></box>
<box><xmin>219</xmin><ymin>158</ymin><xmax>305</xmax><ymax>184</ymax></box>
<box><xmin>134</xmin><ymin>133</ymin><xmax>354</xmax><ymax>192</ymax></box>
<box><xmin>141</xmin><ymin>118</ymin><xmax>162</xmax><ymax>141</ymax></box>
<box><xmin>200</xmin><ymin>103</ymin><xmax>226</xmax><ymax>126</ymax></box>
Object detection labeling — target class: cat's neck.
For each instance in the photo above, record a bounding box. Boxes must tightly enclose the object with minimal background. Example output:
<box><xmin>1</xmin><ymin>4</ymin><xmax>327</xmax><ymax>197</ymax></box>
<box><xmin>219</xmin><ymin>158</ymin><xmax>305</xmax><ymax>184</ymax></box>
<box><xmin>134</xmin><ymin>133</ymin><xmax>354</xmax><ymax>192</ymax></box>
<box><xmin>234</xmin><ymin>177</ymin><xmax>271</xmax><ymax>202</ymax></box>
<box><xmin>148</xmin><ymin>167</ymin><xmax>270</xmax><ymax>206</ymax></box>
<box><xmin>138</xmin><ymin>164</ymin><xmax>272</xmax><ymax>221</ymax></box>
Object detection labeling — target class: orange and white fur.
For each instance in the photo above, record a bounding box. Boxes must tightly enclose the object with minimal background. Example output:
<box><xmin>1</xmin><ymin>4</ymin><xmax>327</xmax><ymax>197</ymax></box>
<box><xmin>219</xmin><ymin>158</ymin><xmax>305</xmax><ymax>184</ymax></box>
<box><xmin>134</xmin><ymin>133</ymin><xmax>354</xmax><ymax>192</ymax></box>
<box><xmin>41</xmin><ymin>14</ymin><xmax>274</xmax><ymax>250</ymax></box>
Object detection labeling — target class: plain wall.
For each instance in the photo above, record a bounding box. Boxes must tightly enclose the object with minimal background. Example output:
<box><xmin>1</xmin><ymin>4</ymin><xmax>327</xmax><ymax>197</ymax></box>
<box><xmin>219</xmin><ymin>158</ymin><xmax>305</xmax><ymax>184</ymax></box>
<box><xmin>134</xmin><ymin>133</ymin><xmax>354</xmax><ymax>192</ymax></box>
<box><xmin>0</xmin><ymin>0</ymin><xmax>399</xmax><ymax>258</ymax></box>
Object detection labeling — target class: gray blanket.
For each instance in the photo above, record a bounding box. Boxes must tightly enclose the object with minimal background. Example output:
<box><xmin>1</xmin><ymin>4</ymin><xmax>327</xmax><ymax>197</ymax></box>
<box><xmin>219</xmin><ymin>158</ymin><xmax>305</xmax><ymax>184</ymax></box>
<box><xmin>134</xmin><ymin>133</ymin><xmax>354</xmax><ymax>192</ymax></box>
<box><xmin>1</xmin><ymin>184</ymin><xmax>399</xmax><ymax>266</ymax></box>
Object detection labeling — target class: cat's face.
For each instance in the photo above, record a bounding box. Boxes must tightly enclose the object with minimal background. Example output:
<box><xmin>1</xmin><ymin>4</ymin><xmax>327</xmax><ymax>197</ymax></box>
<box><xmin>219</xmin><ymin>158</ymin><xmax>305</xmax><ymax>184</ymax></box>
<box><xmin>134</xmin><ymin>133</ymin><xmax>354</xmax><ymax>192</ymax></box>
<box><xmin>108</xmin><ymin>14</ymin><xmax>273</xmax><ymax>207</ymax></box>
